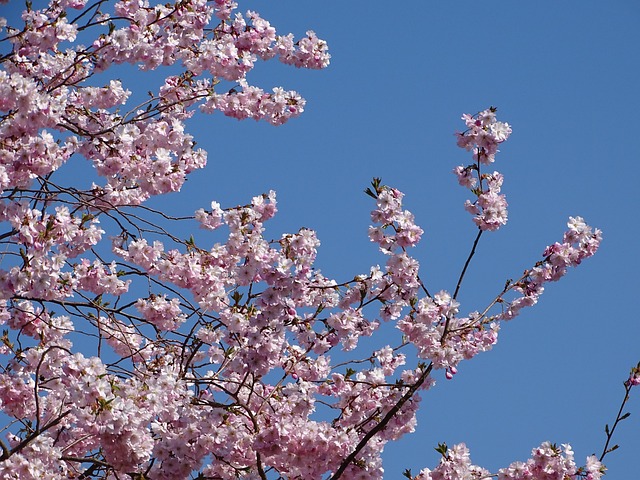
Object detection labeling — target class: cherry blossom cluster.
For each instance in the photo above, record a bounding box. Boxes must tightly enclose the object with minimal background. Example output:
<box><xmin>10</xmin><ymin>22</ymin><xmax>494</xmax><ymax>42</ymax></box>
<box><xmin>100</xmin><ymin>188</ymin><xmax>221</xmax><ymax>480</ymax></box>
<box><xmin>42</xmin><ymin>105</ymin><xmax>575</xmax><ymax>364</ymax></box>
<box><xmin>397</xmin><ymin>291</ymin><xmax>499</xmax><ymax>373</ymax></box>
<box><xmin>136</xmin><ymin>294</ymin><xmax>187</xmax><ymax>331</ymax></box>
<box><xmin>1</xmin><ymin>0</ymin><xmax>329</xmax><ymax>206</ymax></box>
<box><xmin>411</xmin><ymin>442</ymin><xmax>604</xmax><ymax>480</ymax></box>
<box><xmin>454</xmin><ymin>107</ymin><xmax>512</xmax><ymax>231</ymax></box>
<box><xmin>412</xmin><ymin>443</ymin><xmax>490</xmax><ymax>480</ymax></box>
<box><xmin>201</xmin><ymin>83</ymin><xmax>307</xmax><ymax>125</ymax></box>
<box><xmin>368</xmin><ymin>183</ymin><xmax>424</xmax><ymax>253</ymax></box>
<box><xmin>500</xmin><ymin>216</ymin><xmax>602</xmax><ymax>321</ymax></box>
<box><xmin>498</xmin><ymin>443</ymin><xmax>604</xmax><ymax>480</ymax></box>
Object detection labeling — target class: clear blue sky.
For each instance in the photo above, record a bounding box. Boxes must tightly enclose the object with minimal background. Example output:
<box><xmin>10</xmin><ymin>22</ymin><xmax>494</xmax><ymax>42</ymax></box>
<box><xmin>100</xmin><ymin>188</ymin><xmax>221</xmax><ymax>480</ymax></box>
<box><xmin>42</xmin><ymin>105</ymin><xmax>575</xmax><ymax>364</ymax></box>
<box><xmin>3</xmin><ymin>1</ymin><xmax>640</xmax><ymax>477</ymax></box>
<box><xmin>176</xmin><ymin>2</ymin><xmax>638</xmax><ymax>477</ymax></box>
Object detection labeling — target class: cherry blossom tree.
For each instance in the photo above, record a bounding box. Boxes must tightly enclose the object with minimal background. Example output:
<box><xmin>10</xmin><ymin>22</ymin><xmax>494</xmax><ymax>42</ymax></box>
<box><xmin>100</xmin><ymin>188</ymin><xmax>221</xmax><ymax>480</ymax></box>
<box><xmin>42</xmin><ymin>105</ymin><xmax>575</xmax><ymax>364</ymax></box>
<box><xmin>0</xmin><ymin>1</ymin><xmax>636</xmax><ymax>479</ymax></box>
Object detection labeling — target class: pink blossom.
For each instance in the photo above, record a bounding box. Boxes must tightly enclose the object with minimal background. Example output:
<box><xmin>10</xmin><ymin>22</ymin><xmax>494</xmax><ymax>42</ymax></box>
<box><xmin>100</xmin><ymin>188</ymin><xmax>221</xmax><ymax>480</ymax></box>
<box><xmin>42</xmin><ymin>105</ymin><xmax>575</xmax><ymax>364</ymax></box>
<box><xmin>0</xmin><ymin>1</ymin><xmax>613</xmax><ymax>478</ymax></box>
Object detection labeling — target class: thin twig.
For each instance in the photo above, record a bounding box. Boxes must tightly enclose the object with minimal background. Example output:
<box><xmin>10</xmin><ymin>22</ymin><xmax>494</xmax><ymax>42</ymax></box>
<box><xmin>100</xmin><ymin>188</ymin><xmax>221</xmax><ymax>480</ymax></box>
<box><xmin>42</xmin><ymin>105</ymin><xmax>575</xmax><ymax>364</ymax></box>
<box><xmin>453</xmin><ymin>229</ymin><xmax>483</xmax><ymax>300</ymax></box>
<box><xmin>599</xmin><ymin>381</ymin><xmax>634</xmax><ymax>462</ymax></box>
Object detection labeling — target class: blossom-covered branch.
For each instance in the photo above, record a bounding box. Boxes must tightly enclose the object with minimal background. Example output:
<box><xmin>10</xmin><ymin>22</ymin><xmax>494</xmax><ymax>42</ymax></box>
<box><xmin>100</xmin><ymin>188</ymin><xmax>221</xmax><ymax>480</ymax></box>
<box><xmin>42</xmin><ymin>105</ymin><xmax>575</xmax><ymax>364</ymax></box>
<box><xmin>0</xmin><ymin>1</ymin><xmax>634</xmax><ymax>479</ymax></box>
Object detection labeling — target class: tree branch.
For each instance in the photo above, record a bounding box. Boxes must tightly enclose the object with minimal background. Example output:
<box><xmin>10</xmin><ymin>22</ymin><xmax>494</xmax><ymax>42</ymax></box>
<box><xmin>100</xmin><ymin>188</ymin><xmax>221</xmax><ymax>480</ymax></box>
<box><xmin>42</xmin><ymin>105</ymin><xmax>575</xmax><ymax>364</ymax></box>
<box><xmin>330</xmin><ymin>363</ymin><xmax>433</xmax><ymax>479</ymax></box>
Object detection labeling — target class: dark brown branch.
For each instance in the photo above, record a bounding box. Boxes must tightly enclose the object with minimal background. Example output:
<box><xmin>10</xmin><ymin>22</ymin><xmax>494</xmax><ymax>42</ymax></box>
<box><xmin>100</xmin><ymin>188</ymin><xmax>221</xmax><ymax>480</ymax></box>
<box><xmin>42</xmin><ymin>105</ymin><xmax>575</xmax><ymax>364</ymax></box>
<box><xmin>329</xmin><ymin>363</ymin><xmax>433</xmax><ymax>479</ymax></box>
<box><xmin>453</xmin><ymin>229</ymin><xmax>483</xmax><ymax>301</ymax></box>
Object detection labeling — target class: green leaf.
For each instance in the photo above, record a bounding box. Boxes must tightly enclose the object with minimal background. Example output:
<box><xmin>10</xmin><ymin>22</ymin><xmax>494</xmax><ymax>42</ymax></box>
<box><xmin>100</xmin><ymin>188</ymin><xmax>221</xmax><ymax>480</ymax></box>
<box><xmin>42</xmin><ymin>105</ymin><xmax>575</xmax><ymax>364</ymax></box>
<box><xmin>435</xmin><ymin>442</ymin><xmax>448</xmax><ymax>456</ymax></box>
<box><xmin>231</xmin><ymin>291</ymin><xmax>243</xmax><ymax>304</ymax></box>
<box><xmin>364</xmin><ymin>187</ymin><xmax>377</xmax><ymax>199</ymax></box>
<box><xmin>365</xmin><ymin>177</ymin><xmax>385</xmax><ymax>199</ymax></box>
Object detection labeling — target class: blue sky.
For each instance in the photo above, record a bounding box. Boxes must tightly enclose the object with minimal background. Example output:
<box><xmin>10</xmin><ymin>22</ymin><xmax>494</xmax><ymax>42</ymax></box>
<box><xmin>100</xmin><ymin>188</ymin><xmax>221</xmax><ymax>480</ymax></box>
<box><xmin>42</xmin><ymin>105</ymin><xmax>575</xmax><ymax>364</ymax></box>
<box><xmin>182</xmin><ymin>2</ymin><xmax>638</xmax><ymax>477</ymax></box>
<box><xmin>3</xmin><ymin>0</ymin><xmax>640</xmax><ymax>477</ymax></box>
